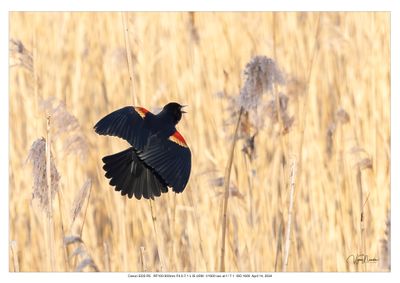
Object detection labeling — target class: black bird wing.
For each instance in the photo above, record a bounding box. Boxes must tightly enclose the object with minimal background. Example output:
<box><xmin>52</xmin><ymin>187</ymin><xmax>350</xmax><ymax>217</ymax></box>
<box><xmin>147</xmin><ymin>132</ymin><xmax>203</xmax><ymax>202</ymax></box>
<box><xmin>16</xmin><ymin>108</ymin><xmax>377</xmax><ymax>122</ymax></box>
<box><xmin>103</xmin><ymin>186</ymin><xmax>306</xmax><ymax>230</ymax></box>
<box><xmin>94</xmin><ymin>106</ymin><xmax>153</xmax><ymax>150</ymax></box>
<box><xmin>138</xmin><ymin>131</ymin><xmax>191</xmax><ymax>193</ymax></box>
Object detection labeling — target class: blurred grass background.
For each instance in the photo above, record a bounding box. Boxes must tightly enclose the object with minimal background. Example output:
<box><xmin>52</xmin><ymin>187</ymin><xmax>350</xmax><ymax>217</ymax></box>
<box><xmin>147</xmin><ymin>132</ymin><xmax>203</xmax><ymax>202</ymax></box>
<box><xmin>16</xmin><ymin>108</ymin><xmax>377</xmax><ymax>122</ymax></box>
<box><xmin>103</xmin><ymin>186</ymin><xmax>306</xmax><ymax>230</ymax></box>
<box><xmin>9</xmin><ymin>12</ymin><xmax>390</xmax><ymax>272</ymax></box>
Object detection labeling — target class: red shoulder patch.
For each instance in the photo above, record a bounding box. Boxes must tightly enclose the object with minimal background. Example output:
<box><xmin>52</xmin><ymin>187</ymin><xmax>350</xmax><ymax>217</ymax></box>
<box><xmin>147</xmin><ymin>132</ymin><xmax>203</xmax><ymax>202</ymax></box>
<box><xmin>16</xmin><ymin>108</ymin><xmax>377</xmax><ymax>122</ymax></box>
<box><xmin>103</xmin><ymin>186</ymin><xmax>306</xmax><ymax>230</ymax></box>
<box><xmin>134</xmin><ymin>107</ymin><xmax>149</xmax><ymax>119</ymax></box>
<box><xmin>169</xmin><ymin>131</ymin><xmax>188</xmax><ymax>148</ymax></box>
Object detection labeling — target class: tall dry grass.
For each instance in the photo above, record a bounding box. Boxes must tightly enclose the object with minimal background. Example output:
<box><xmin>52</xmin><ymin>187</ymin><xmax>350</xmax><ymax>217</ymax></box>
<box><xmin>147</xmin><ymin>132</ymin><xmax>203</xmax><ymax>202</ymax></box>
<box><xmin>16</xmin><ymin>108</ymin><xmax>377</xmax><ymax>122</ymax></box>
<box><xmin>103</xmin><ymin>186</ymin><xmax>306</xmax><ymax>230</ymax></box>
<box><xmin>9</xmin><ymin>12</ymin><xmax>390</xmax><ymax>272</ymax></box>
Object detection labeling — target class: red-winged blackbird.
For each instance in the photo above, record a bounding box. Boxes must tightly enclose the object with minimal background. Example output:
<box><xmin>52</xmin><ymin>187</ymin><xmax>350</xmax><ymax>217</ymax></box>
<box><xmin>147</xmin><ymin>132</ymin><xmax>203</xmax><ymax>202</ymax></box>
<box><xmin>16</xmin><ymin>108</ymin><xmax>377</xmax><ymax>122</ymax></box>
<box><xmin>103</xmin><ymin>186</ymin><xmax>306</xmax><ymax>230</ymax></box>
<box><xmin>94</xmin><ymin>102</ymin><xmax>191</xmax><ymax>200</ymax></box>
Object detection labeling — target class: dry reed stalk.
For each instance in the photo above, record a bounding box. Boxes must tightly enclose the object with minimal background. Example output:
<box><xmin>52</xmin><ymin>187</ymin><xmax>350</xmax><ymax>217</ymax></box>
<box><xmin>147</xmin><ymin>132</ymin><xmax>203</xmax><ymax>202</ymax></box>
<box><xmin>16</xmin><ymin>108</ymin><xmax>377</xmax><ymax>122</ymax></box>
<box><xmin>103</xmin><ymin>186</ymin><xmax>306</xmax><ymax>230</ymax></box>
<box><xmin>187</xmin><ymin>189</ymin><xmax>209</xmax><ymax>271</ymax></box>
<box><xmin>79</xmin><ymin>183</ymin><xmax>92</xmax><ymax>238</ymax></box>
<box><xmin>45</xmin><ymin>116</ymin><xmax>56</xmax><ymax>271</ymax></box>
<box><xmin>103</xmin><ymin>242</ymin><xmax>111</xmax><ymax>272</ymax></box>
<box><xmin>219</xmin><ymin>107</ymin><xmax>243</xmax><ymax>272</ymax></box>
<box><xmin>283</xmin><ymin>16</ymin><xmax>320</xmax><ymax>272</ymax></box>
<box><xmin>356</xmin><ymin>165</ymin><xmax>366</xmax><ymax>271</ymax></box>
<box><xmin>230</xmin><ymin>214</ymin><xmax>240</xmax><ymax>270</ymax></box>
<box><xmin>32</xmin><ymin>34</ymin><xmax>39</xmax><ymax>126</ymax></box>
<box><xmin>274</xmin><ymin>216</ymin><xmax>283</xmax><ymax>271</ymax></box>
<box><xmin>171</xmin><ymin>194</ymin><xmax>178</xmax><ymax>270</ymax></box>
<box><xmin>102</xmin><ymin>14</ymin><xmax>146</xmax><ymax>272</ymax></box>
<box><xmin>121</xmin><ymin>12</ymin><xmax>137</xmax><ymax>105</ymax></box>
<box><xmin>272</xmin><ymin>83</ymin><xmax>289</xmax><ymax>273</ymax></box>
<box><xmin>140</xmin><ymin>246</ymin><xmax>147</xmax><ymax>272</ymax></box>
<box><xmin>57</xmin><ymin>188</ymin><xmax>69</xmax><ymax>271</ymax></box>
<box><xmin>282</xmin><ymin>158</ymin><xmax>297</xmax><ymax>271</ymax></box>
<box><xmin>164</xmin><ymin>194</ymin><xmax>177</xmax><ymax>271</ymax></box>
<box><xmin>148</xmin><ymin>200</ymin><xmax>166</xmax><ymax>271</ymax></box>
<box><xmin>243</xmin><ymin>154</ymin><xmax>255</xmax><ymax>226</ymax></box>
<box><xmin>10</xmin><ymin>241</ymin><xmax>20</xmax><ymax>272</ymax></box>
<box><xmin>120</xmin><ymin>13</ymin><xmax>136</xmax><ymax>271</ymax></box>
<box><xmin>296</xmin><ymin>13</ymin><xmax>321</xmax><ymax>185</ymax></box>
<box><xmin>272</xmin><ymin>13</ymin><xmax>278</xmax><ymax>61</ymax></box>
<box><xmin>117</xmin><ymin>199</ymin><xmax>128</xmax><ymax>271</ymax></box>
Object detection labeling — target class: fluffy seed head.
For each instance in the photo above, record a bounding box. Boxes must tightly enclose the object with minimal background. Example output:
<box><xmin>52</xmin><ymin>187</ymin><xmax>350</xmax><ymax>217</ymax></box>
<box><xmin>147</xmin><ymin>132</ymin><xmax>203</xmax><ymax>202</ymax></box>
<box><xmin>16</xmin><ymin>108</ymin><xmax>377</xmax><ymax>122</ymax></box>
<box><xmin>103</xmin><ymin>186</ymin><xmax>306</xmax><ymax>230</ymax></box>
<box><xmin>27</xmin><ymin>138</ymin><xmax>60</xmax><ymax>217</ymax></box>
<box><xmin>238</xmin><ymin>56</ymin><xmax>285</xmax><ymax>111</ymax></box>
<box><xmin>40</xmin><ymin>98</ymin><xmax>88</xmax><ymax>159</ymax></box>
<box><xmin>9</xmin><ymin>39</ymin><xmax>33</xmax><ymax>72</ymax></box>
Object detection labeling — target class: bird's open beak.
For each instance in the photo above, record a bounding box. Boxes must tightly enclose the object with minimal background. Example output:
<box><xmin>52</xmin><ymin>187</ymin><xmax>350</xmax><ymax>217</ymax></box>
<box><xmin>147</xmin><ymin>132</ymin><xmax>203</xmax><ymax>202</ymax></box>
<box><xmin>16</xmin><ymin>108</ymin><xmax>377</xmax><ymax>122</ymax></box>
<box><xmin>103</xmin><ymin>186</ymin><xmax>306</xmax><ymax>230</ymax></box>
<box><xmin>181</xmin><ymin>105</ymin><xmax>187</xmax><ymax>113</ymax></box>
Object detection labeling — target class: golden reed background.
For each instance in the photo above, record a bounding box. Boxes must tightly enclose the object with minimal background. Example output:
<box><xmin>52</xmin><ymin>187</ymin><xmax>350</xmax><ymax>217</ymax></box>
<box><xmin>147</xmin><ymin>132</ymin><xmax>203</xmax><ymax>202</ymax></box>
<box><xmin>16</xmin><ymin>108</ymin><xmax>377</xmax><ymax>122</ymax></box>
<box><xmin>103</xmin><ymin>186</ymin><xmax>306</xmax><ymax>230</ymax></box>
<box><xmin>9</xmin><ymin>12</ymin><xmax>390</xmax><ymax>272</ymax></box>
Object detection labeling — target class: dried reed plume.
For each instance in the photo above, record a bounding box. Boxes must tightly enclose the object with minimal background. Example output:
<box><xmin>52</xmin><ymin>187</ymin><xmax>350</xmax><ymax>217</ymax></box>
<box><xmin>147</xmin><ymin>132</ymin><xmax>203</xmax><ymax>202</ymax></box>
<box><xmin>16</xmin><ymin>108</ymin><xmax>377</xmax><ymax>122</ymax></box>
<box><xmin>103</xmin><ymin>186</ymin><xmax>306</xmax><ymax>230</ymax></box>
<box><xmin>220</xmin><ymin>55</ymin><xmax>285</xmax><ymax>271</ymax></box>
<box><xmin>9</xmin><ymin>39</ymin><xmax>33</xmax><ymax>72</ymax></box>
<box><xmin>71</xmin><ymin>179</ymin><xmax>92</xmax><ymax>223</ymax></box>
<box><xmin>238</xmin><ymin>56</ymin><xmax>285</xmax><ymax>111</ymax></box>
<box><xmin>379</xmin><ymin>212</ymin><xmax>391</xmax><ymax>271</ymax></box>
<box><xmin>188</xmin><ymin>12</ymin><xmax>200</xmax><ymax>44</ymax></box>
<box><xmin>40</xmin><ymin>97</ymin><xmax>89</xmax><ymax>159</ymax></box>
<box><xmin>27</xmin><ymin>137</ymin><xmax>60</xmax><ymax>216</ymax></box>
<box><xmin>64</xmin><ymin>235</ymin><xmax>99</xmax><ymax>272</ymax></box>
<box><xmin>70</xmin><ymin>179</ymin><xmax>92</xmax><ymax>235</ymax></box>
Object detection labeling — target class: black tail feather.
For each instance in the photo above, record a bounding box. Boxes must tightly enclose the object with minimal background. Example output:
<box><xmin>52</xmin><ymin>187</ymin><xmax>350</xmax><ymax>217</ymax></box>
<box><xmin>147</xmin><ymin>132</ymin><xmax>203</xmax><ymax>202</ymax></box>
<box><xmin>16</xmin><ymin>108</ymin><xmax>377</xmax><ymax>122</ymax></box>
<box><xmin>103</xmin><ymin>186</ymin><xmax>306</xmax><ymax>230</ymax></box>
<box><xmin>102</xmin><ymin>147</ymin><xmax>167</xmax><ymax>199</ymax></box>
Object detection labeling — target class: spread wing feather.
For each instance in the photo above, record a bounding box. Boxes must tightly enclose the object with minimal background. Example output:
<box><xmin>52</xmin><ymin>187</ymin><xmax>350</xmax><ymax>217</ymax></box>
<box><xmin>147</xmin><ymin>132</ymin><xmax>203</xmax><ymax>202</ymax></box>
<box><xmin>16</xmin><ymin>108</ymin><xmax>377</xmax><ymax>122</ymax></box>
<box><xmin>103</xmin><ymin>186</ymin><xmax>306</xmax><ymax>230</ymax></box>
<box><xmin>94</xmin><ymin>106</ymin><xmax>152</xmax><ymax>150</ymax></box>
<box><xmin>138</xmin><ymin>133</ymin><xmax>191</xmax><ymax>193</ymax></box>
